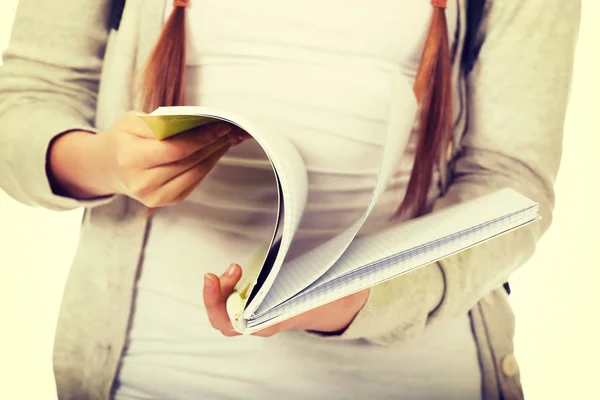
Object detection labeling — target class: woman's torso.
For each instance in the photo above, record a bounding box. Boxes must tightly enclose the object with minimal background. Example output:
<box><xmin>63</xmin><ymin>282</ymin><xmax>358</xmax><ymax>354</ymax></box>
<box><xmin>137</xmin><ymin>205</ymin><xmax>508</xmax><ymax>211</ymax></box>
<box><xmin>114</xmin><ymin>1</ymin><xmax>481</xmax><ymax>399</ymax></box>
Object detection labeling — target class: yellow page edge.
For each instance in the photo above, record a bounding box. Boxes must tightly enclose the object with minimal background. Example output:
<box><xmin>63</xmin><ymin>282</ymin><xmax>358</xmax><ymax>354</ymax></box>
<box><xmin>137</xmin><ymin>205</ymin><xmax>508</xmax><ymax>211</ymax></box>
<box><xmin>138</xmin><ymin>114</ymin><xmax>221</xmax><ymax>140</ymax></box>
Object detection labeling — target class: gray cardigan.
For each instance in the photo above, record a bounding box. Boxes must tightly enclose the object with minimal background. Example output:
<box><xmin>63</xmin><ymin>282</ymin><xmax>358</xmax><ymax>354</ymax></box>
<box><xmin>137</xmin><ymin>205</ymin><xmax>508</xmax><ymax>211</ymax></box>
<box><xmin>0</xmin><ymin>1</ymin><xmax>580</xmax><ymax>399</ymax></box>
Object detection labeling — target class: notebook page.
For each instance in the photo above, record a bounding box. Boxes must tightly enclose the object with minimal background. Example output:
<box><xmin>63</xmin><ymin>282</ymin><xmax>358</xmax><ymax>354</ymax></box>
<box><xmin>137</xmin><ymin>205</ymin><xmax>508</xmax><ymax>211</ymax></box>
<box><xmin>306</xmin><ymin>188</ymin><xmax>537</xmax><ymax>289</ymax></box>
<box><xmin>144</xmin><ymin>106</ymin><xmax>309</xmax><ymax>315</ymax></box>
<box><xmin>253</xmin><ymin>74</ymin><xmax>418</xmax><ymax>316</ymax></box>
<box><xmin>232</xmin><ymin>170</ymin><xmax>284</xmax><ymax>310</ymax></box>
<box><xmin>248</xmin><ymin>198</ymin><xmax>538</xmax><ymax>329</ymax></box>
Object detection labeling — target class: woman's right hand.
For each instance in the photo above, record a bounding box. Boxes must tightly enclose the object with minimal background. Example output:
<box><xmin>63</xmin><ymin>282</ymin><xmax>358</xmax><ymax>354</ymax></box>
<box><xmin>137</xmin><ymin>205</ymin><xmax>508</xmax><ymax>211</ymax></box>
<box><xmin>48</xmin><ymin>111</ymin><xmax>247</xmax><ymax>207</ymax></box>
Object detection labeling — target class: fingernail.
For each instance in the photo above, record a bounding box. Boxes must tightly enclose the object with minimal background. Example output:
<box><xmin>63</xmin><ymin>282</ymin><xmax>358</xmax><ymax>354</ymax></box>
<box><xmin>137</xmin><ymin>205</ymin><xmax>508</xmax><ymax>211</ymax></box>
<box><xmin>216</xmin><ymin>124</ymin><xmax>232</xmax><ymax>136</ymax></box>
<box><xmin>237</xmin><ymin>133</ymin><xmax>249</xmax><ymax>142</ymax></box>
<box><xmin>228</xmin><ymin>135</ymin><xmax>243</xmax><ymax>145</ymax></box>
<box><xmin>226</xmin><ymin>263</ymin><xmax>238</xmax><ymax>276</ymax></box>
<box><xmin>204</xmin><ymin>274</ymin><xmax>214</xmax><ymax>289</ymax></box>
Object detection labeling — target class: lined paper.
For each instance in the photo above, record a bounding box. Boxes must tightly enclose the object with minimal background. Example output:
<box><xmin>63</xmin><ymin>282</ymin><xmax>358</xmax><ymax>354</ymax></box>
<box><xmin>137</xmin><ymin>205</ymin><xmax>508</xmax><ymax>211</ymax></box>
<box><xmin>145</xmin><ymin>106</ymin><xmax>309</xmax><ymax>315</ymax></box>
<box><xmin>307</xmin><ymin>188</ymin><xmax>536</xmax><ymax>290</ymax></box>
<box><xmin>254</xmin><ymin>73</ymin><xmax>418</xmax><ymax>315</ymax></box>
<box><xmin>248</xmin><ymin>190</ymin><xmax>538</xmax><ymax>329</ymax></box>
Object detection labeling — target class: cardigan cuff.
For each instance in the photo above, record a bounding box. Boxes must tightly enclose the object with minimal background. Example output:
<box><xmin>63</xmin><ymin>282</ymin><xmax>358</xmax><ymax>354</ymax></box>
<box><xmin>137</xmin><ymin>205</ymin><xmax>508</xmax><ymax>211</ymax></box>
<box><xmin>307</xmin><ymin>262</ymin><xmax>446</xmax><ymax>346</ymax></box>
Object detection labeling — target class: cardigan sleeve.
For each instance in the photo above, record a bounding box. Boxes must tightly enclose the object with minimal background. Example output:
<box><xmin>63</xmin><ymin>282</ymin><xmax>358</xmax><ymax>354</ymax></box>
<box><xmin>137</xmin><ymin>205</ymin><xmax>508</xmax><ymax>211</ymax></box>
<box><xmin>336</xmin><ymin>0</ymin><xmax>581</xmax><ymax>345</ymax></box>
<box><xmin>0</xmin><ymin>0</ymin><xmax>116</xmax><ymax>211</ymax></box>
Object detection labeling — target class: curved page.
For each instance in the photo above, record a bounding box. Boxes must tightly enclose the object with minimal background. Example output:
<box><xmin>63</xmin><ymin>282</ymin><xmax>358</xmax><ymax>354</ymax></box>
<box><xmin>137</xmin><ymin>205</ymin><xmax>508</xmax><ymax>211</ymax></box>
<box><xmin>139</xmin><ymin>106</ymin><xmax>308</xmax><ymax>317</ymax></box>
<box><xmin>253</xmin><ymin>73</ymin><xmax>418</xmax><ymax>317</ymax></box>
<box><xmin>249</xmin><ymin>189</ymin><xmax>539</xmax><ymax>329</ymax></box>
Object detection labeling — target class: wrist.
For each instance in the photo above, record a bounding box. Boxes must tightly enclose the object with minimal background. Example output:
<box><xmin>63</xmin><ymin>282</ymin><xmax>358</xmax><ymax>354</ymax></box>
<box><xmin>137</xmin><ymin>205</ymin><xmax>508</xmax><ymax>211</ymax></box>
<box><xmin>305</xmin><ymin>289</ymin><xmax>370</xmax><ymax>334</ymax></box>
<box><xmin>48</xmin><ymin>130</ymin><xmax>115</xmax><ymax>199</ymax></box>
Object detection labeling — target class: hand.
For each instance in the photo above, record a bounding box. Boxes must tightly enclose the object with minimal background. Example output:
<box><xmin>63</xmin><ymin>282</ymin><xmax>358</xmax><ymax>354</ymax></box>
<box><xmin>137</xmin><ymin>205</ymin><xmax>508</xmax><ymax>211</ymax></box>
<box><xmin>203</xmin><ymin>263</ymin><xmax>370</xmax><ymax>337</ymax></box>
<box><xmin>48</xmin><ymin>111</ymin><xmax>250</xmax><ymax>206</ymax></box>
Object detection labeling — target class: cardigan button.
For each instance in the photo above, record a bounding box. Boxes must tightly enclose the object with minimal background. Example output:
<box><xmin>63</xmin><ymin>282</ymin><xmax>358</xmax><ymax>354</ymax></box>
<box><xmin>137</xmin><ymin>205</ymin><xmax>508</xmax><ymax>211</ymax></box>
<box><xmin>500</xmin><ymin>354</ymin><xmax>520</xmax><ymax>377</ymax></box>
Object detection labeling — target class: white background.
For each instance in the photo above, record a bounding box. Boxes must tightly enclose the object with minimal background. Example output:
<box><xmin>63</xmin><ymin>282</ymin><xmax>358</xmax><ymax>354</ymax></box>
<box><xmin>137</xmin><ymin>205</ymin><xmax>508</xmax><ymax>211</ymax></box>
<box><xmin>1</xmin><ymin>1</ymin><xmax>598</xmax><ymax>399</ymax></box>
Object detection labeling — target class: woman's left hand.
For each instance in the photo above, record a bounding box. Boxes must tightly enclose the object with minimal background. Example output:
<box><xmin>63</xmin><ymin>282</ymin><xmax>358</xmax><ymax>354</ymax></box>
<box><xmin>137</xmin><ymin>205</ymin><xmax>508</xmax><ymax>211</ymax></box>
<box><xmin>203</xmin><ymin>263</ymin><xmax>369</xmax><ymax>337</ymax></box>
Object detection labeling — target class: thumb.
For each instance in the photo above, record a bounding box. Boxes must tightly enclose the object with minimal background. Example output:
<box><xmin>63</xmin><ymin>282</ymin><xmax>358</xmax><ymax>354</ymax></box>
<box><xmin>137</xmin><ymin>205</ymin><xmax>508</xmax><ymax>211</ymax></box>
<box><xmin>203</xmin><ymin>273</ymin><xmax>224</xmax><ymax>308</ymax></box>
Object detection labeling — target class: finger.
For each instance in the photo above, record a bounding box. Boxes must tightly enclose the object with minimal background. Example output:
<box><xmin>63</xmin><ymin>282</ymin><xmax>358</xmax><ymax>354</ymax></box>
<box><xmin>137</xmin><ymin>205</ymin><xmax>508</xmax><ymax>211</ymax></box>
<box><xmin>203</xmin><ymin>273</ymin><xmax>236</xmax><ymax>334</ymax></box>
<box><xmin>150</xmin><ymin>135</ymin><xmax>230</xmax><ymax>186</ymax></box>
<box><xmin>203</xmin><ymin>273</ymin><xmax>224</xmax><ymax>309</ymax></box>
<box><xmin>142</xmin><ymin>122</ymin><xmax>232</xmax><ymax>167</ymax></box>
<box><xmin>219</xmin><ymin>263</ymin><xmax>242</xmax><ymax>297</ymax></box>
<box><xmin>141</xmin><ymin>144</ymin><xmax>230</xmax><ymax>207</ymax></box>
<box><xmin>121</xmin><ymin>109</ymin><xmax>230</xmax><ymax>143</ymax></box>
<box><xmin>165</xmin><ymin>144</ymin><xmax>231</xmax><ymax>205</ymax></box>
<box><xmin>217</xmin><ymin>263</ymin><xmax>243</xmax><ymax>336</ymax></box>
<box><xmin>228</xmin><ymin>126</ymin><xmax>253</xmax><ymax>145</ymax></box>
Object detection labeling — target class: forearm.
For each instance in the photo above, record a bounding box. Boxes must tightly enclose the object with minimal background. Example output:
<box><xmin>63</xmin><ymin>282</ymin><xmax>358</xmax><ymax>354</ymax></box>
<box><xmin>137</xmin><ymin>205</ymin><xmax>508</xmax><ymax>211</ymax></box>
<box><xmin>0</xmin><ymin>0</ymin><xmax>112</xmax><ymax>210</ymax></box>
<box><xmin>48</xmin><ymin>130</ymin><xmax>115</xmax><ymax>200</ymax></box>
<box><xmin>427</xmin><ymin>159</ymin><xmax>550</xmax><ymax>320</ymax></box>
<box><xmin>0</xmin><ymin>104</ymin><xmax>116</xmax><ymax>211</ymax></box>
<box><xmin>329</xmin><ymin>163</ymin><xmax>549</xmax><ymax>346</ymax></box>
<box><xmin>319</xmin><ymin>0</ymin><xmax>580</xmax><ymax>346</ymax></box>
<box><xmin>335</xmin><ymin>262</ymin><xmax>445</xmax><ymax>345</ymax></box>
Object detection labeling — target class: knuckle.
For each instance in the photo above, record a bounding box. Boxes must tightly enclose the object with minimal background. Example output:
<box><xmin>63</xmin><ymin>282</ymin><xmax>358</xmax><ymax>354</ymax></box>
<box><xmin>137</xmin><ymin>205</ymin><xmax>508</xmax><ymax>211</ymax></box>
<box><xmin>117</xmin><ymin>111</ymin><xmax>139</xmax><ymax>128</ymax></box>
<box><xmin>141</xmin><ymin>197</ymin><xmax>159</xmax><ymax>209</ymax></box>
<box><xmin>163</xmin><ymin>144</ymin><xmax>190</xmax><ymax>162</ymax></box>
<box><xmin>166</xmin><ymin>196</ymin><xmax>184</xmax><ymax>207</ymax></box>
<box><xmin>208</xmin><ymin>319</ymin><xmax>220</xmax><ymax>331</ymax></box>
<box><xmin>142</xmin><ymin>193</ymin><xmax>166</xmax><ymax>209</ymax></box>
<box><xmin>170</xmin><ymin>189</ymin><xmax>193</xmax><ymax>205</ymax></box>
<box><xmin>201</xmin><ymin>123</ymin><xmax>222</xmax><ymax>138</ymax></box>
<box><xmin>127</xmin><ymin>176</ymin><xmax>152</xmax><ymax>199</ymax></box>
<box><xmin>207</xmin><ymin>127</ymin><xmax>225</xmax><ymax>142</ymax></box>
<box><xmin>115</xmin><ymin>149</ymin><xmax>130</xmax><ymax>170</ymax></box>
<box><xmin>115</xmin><ymin>142</ymin><xmax>141</xmax><ymax>171</ymax></box>
<box><xmin>123</xmin><ymin>110</ymin><xmax>138</xmax><ymax>120</ymax></box>
<box><xmin>131</xmin><ymin>184</ymin><xmax>150</xmax><ymax>200</ymax></box>
<box><xmin>194</xmin><ymin>163</ymin><xmax>209</xmax><ymax>177</ymax></box>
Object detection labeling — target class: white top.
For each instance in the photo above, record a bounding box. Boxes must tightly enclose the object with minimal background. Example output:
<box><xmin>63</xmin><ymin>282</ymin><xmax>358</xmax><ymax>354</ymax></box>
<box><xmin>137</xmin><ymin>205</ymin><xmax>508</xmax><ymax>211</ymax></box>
<box><xmin>115</xmin><ymin>1</ymin><xmax>481</xmax><ymax>399</ymax></box>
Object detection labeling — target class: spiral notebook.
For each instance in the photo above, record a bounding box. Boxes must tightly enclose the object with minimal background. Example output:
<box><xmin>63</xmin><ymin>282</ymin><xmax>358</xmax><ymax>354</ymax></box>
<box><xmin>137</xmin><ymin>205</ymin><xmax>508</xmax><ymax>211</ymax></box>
<box><xmin>139</xmin><ymin>88</ymin><xmax>539</xmax><ymax>334</ymax></box>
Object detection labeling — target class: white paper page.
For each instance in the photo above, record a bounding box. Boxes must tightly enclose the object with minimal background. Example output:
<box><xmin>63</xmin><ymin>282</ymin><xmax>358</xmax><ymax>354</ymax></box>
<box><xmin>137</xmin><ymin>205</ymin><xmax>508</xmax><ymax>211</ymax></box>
<box><xmin>146</xmin><ymin>106</ymin><xmax>308</xmax><ymax>314</ymax></box>
<box><xmin>254</xmin><ymin>74</ymin><xmax>418</xmax><ymax>316</ymax></box>
<box><xmin>248</xmin><ymin>194</ymin><xmax>539</xmax><ymax>330</ymax></box>
<box><xmin>307</xmin><ymin>188</ymin><xmax>537</xmax><ymax>289</ymax></box>
<box><xmin>231</xmin><ymin>170</ymin><xmax>285</xmax><ymax>313</ymax></box>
